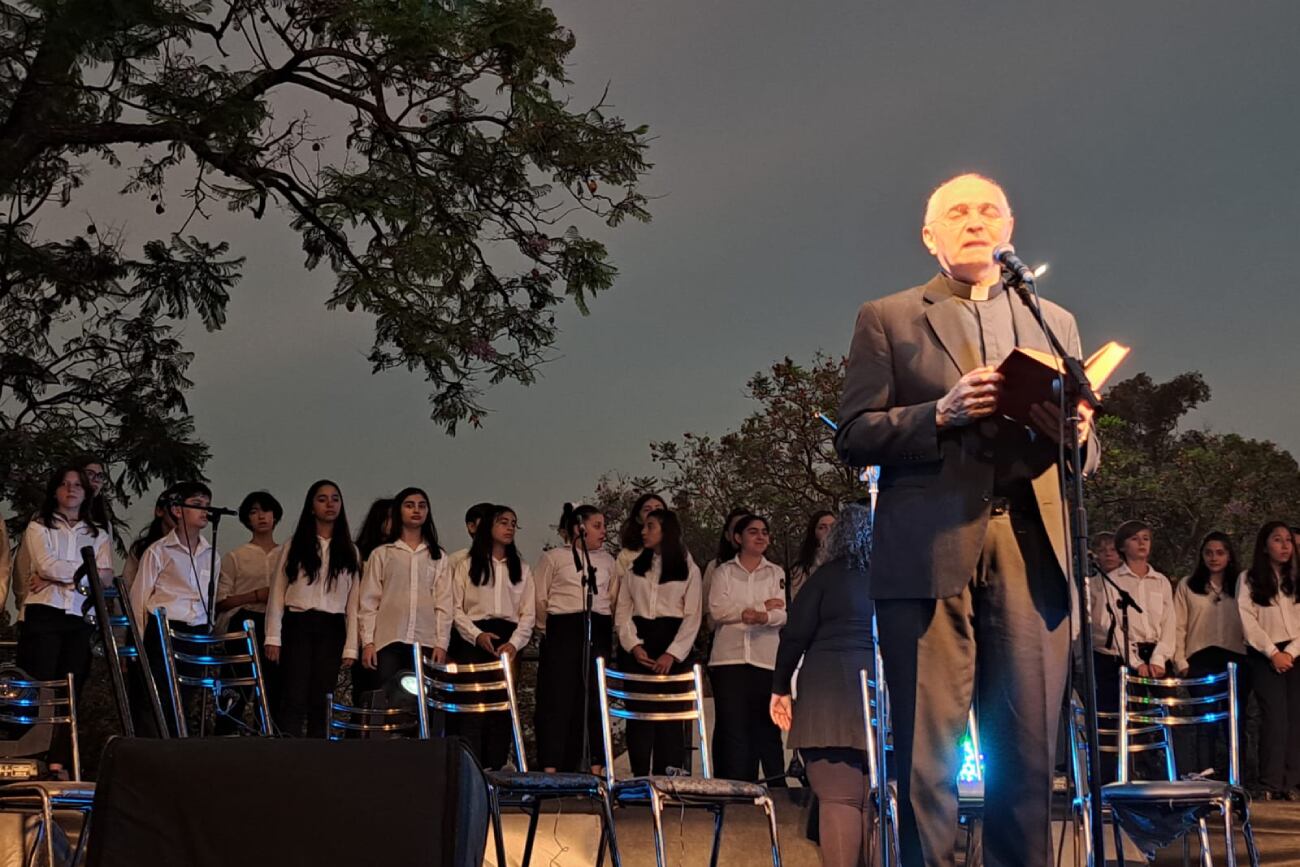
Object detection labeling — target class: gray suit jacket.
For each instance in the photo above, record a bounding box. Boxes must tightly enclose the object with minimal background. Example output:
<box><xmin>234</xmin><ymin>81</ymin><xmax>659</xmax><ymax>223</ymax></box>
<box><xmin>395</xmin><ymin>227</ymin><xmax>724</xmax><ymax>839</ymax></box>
<box><xmin>835</xmin><ymin>273</ymin><xmax>1097</xmax><ymax>600</ymax></box>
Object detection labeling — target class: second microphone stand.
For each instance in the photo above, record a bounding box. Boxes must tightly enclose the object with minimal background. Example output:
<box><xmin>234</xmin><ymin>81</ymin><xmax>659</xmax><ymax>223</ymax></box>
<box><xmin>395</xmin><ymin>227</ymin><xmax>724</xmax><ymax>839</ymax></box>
<box><xmin>568</xmin><ymin>519</ymin><xmax>600</xmax><ymax>773</ymax></box>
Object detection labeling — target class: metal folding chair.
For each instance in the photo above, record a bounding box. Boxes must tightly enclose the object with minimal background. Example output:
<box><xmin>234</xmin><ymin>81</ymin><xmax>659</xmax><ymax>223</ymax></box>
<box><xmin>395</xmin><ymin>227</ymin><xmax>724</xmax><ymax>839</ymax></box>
<box><xmin>596</xmin><ymin>656</ymin><xmax>780</xmax><ymax>867</ymax></box>
<box><xmin>1102</xmin><ymin>663</ymin><xmax>1259</xmax><ymax>867</ymax></box>
<box><xmin>325</xmin><ymin>692</ymin><xmax>419</xmax><ymax>740</ymax></box>
<box><xmin>0</xmin><ymin>669</ymin><xmax>95</xmax><ymax>866</ymax></box>
<box><xmin>155</xmin><ymin>608</ymin><xmax>274</xmax><ymax>737</ymax></box>
<box><xmin>858</xmin><ymin>667</ymin><xmax>900</xmax><ymax>866</ymax></box>
<box><xmin>412</xmin><ymin>642</ymin><xmax>621</xmax><ymax>867</ymax></box>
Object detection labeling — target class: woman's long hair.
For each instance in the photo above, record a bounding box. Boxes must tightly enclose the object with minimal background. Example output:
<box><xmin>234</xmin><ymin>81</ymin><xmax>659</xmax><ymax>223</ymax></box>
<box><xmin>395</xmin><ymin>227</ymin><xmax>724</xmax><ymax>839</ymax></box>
<box><xmin>469</xmin><ymin>505</ymin><xmax>522</xmax><ymax>586</ymax></box>
<box><xmin>712</xmin><ymin>507</ymin><xmax>752</xmax><ymax>565</ymax></box>
<box><xmin>129</xmin><ymin>486</ymin><xmax>179</xmax><ymax>559</ymax></box>
<box><xmin>1246</xmin><ymin>520</ymin><xmax>1299</xmax><ymax>606</ymax></box>
<box><xmin>354</xmin><ymin>498</ymin><xmax>394</xmax><ymax>561</ymax></box>
<box><xmin>390</xmin><ymin>487</ymin><xmax>442</xmax><ymax>558</ymax></box>
<box><xmin>36</xmin><ymin>466</ymin><xmax>98</xmax><ymax>535</ymax></box>
<box><xmin>1187</xmin><ymin>531</ymin><xmax>1240</xmax><ymax>597</ymax></box>
<box><xmin>823</xmin><ymin>503</ymin><xmax>873</xmax><ymax>574</ymax></box>
<box><xmin>619</xmin><ymin>492</ymin><xmax>667</xmax><ymax>552</ymax></box>
<box><xmin>284</xmin><ymin>479</ymin><xmax>358</xmax><ymax>588</ymax></box>
<box><xmin>632</xmin><ymin>508</ymin><xmax>689</xmax><ymax>584</ymax></box>
<box><xmin>794</xmin><ymin>509</ymin><xmax>836</xmax><ymax>575</ymax></box>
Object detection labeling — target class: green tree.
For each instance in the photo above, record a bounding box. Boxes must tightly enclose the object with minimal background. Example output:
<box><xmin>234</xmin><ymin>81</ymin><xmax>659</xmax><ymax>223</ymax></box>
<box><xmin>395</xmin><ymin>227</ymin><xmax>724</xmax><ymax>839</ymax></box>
<box><xmin>0</xmin><ymin>0</ymin><xmax>650</xmax><ymax>521</ymax></box>
<box><xmin>1085</xmin><ymin>372</ymin><xmax>1300</xmax><ymax>575</ymax></box>
<box><xmin>590</xmin><ymin>354</ymin><xmax>861</xmax><ymax>568</ymax></box>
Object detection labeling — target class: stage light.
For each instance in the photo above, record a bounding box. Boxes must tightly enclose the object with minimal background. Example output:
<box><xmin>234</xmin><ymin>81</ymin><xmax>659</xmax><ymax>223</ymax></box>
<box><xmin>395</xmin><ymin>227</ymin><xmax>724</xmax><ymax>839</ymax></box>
<box><xmin>1032</xmin><ymin>262</ymin><xmax>1050</xmax><ymax>279</ymax></box>
<box><xmin>398</xmin><ymin>671</ymin><xmax>419</xmax><ymax>696</ymax></box>
<box><xmin>957</xmin><ymin>733</ymin><xmax>985</xmax><ymax>783</ymax></box>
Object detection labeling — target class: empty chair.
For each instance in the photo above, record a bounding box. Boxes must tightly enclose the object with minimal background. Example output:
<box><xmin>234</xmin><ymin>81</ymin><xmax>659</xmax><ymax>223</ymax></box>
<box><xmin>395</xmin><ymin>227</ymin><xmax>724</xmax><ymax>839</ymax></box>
<box><xmin>155</xmin><ymin>609</ymin><xmax>274</xmax><ymax>737</ymax></box>
<box><xmin>325</xmin><ymin>692</ymin><xmax>420</xmax><ymax>740</ymax></box>
<box><xmin>597</xmin><ymin>656</ymin><xmax>780</xmax><ymax>867</ymax></box>
<box><xmin>412</xmin><ymin>642</ymin><xmax>621</xmax><ymax>867</ymax></box>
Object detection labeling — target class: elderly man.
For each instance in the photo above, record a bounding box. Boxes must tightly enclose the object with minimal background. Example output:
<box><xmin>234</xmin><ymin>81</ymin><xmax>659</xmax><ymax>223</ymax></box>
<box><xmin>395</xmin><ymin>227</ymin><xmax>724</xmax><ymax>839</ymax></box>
<box><xmin>835</xmin><ymin>174</ymin><xmax>1096</xmax><ymax>866</ymax></box>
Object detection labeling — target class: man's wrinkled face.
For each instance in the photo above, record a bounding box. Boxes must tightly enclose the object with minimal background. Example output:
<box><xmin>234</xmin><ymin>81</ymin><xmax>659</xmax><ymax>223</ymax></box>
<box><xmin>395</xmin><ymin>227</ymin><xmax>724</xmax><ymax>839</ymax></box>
<box><xmin>922</xmin><ymin>176</ymin><xmax>1014</xmax><ymax>282</ymax></box>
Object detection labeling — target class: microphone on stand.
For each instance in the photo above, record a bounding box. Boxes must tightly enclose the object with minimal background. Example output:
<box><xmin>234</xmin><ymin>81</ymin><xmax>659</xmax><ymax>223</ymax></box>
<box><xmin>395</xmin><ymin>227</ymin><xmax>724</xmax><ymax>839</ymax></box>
<box><xmin>992</xmin><ymin>243</ymin><xmax>1036</xmax><ymax>289</ymax></box>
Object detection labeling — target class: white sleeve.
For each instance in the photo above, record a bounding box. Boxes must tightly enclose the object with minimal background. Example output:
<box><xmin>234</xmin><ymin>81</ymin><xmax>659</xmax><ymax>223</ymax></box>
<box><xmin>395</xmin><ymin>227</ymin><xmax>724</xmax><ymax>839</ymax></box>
<box><xmin>23</xmin><ymin>522</ymin><xmax>79</xmax><ymax>584</ymax></box>
<box><xmin>613</xmin><ymin>563</ymin><xmax>640</xmax><ymax>653</ymax></box>
<box><xmin>532</xmin><ymin>551</ymin><xmax>555</xmax><ymax>634</ymax></box>
<box><xmin>1237</xmin><ymin>571</ymin><xmax>1279</xmax><ymax>657</ymax></box>
<box><xmin>667</xmin><ymin>562</ymin><xmax>703</xmax><ymax>662</ymax></box>
<box><xmin>452</xmin><ymin>559</ymin><xmax>481</xmax><ymax>645</ymax></box>
<box><xmin>433</xmin><ymin>553</ymin><xmax>453</xmax><ymax>651</ymax></box>
<box><xmin>341</xmin><ymin>572</ymin><xmax>360</xmax><ymax>661</ymax></box>
<box><xmin>264</xmin><ymin>545</ymin><xmax>290</xmax><ymax>648</ymax></box>
<box><xmin>765</xmin><ymin>566</ymin><xmax>788</xmax><ymax>628</ymax></box>
<box><xmin>1172</xmin><ymin>579</ymin><xmax>1190</xmax><ymax>674</ymax></box>
<box><xmin>128</xmin><ymin>546</ymin><xmax>162</xmax><ymax>633</ymax></box>
<box><xmin>510</xmin><ymin>565</ymin><xmax>536</xmax><ymax>651</ymax></box>
<box><xmin>1151</xmin><ymin>579</ymin><xmax>1177</xmax><ymax>670</ymax></box>
<box><xmin>357</xmin><ymin>550</ymin><xmax>385</xmax><ymax>647</ymax></box>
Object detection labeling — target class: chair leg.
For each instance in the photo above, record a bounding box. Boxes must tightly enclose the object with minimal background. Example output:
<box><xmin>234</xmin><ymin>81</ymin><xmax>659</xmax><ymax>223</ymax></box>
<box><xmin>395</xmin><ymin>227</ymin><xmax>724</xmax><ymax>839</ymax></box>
<box><xmin>519</xmin><ymin>799</ymin><xmax>542</xmax><ymax>867</ymax></box>
<box><xmin>648</xmin><ymin>789</ymin><xmax>668</xmax><ymax>867</ymax></box>
<box><xmin>1241</xmin><ymin>814</ymin><xmax>1261</xmax><ymax>867</ymax></box>
<box><xmin>1222</xmin><ymin>798</ymin><xmax>1237</xmax><ymax>867</ymax></box>
<box><xmin>760</xmin><ymin>795</ymin><xmax>782</xmax><ymax>867</ymax></box>
<box><xmin>488</xmin><ymin>786</ymin><xmax>509</xmax><ymax>867</ymax></box>
<box><xmin>708</xmin><ymin>805</ymin><xmax>726</xmax><ymax>867</ymax></box>
<box><xmin>597</xmin><ymin>788</ymin><xmax>622</xmax><ymax>867</ymax></box>
<box><xmin>1196</xmin><ymin>817</ymin><xmax>1212</xmax><ymax>867</ymax></box>
<box><xmin>888</xmin><ymin>790</ymin><xmax>901</xmax><ymax>867</ymax></box>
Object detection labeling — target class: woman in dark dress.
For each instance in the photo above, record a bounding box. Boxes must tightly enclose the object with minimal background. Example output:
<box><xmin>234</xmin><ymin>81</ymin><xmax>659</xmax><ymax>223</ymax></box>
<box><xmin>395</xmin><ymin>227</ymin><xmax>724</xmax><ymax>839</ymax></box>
<box><xmin>771</xmin><ymin>503</ymin><xmax>876</xmax><ymax>867</ymax></box>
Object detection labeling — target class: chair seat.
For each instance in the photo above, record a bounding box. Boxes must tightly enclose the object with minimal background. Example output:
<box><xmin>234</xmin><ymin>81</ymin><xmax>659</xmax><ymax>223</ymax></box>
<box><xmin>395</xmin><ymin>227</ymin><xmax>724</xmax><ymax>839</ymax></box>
<box><xmin>1102</xmin><ymin>779</ymin><xmax>1235</xmax><ymax>802</ymax></box>
<box><xmin>486</xmin><ymin>770</ymin><xmax>606</xmax><ymax>794</ymax></box>
<box><xmin>615</xmin><ymin>775</ymin><xmax>769</xmax><ymax>803</ymax></box>
<box><xmin>0</xmin><ymin>780</ymin><xmax>96</xmax><ymax>807</ymax></box>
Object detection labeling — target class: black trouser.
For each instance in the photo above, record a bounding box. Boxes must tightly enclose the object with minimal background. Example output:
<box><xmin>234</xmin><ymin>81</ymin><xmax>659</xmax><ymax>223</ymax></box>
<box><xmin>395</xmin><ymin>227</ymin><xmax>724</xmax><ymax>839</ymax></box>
<box><xmin>1184</xmin><ymin>646</ymin><xmax>1250</xmax><ymax>779</ymax></box>
<box><xmin>16</xmin><ymin>604</ymin><xmax>93</xmax><ymax>766</ymax></box>
<box><xmin>137</xmin><ymin>614</ymin><xmax>211</xmax><ymax>737</ymax></box>
<box><xmin>802</xmin><ymin>748</ymin><xmax>878</xmax><ymax>867</ymax></box>
<box><xmin>1247</xmin><ymin>648</ymin><xmax>1300</xmax><ymax>792</ymax></box>
<box><xmin>535</xmin><ymin>611</ymin><xmax>612</xmax><ymax>770</ymax></box>
<box><xmin>709</xmin><ymin>663</ymin><xmax>785</xmax><ymax>784</ymax></box>
<box><xmin>449</xmin><ymin>618</ymin><xmax>517</xmax><ymax>769</ymax></box>
<box><xmin>214</xmin><ymin>609</ymin><xmax>276</xmax><ymax>736</ymax></box>
<box><xmin>876</xmin><ymin>509</ymin><xmax>1070</xmax><ymax>867</ymax></box>
<box><xmin>277</xmin><ymin>610</ymin><xmax>346</xmax><ymax>738</ymax></box>
<box><xmin>619</xmin><ymin>615</ymin><xmax>691</xmax><ymax>776</ymax></box>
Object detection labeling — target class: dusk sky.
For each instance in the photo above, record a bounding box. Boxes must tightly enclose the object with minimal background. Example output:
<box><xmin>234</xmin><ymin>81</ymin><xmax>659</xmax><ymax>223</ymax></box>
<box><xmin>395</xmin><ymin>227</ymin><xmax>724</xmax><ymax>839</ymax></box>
<box><xmin>72</xmin><ymin>2</ymin><xmax>1300</xmax><ymax>557</ymax></box>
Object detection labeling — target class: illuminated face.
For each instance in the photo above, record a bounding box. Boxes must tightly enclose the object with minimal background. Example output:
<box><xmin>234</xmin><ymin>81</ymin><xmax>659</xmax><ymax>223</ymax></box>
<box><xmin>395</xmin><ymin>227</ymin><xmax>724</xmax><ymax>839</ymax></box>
<box><xmin>1094</xmin><ymin>537</ymin><xmax>1122</xmax><ymax>573</ymax></box>
<box><xmin>1201</xmin><ymin>540</ymin><xmax>1231</xmax><ymax>575</ymax></box>
<box><xmin>641</xmin><ymin>516</ymin><xmax>664</xmax><ymax>550</ymax></box>
<box><xmin>1121</xmin><ymin>529</ymin><xmax>1152</xmax><ymax>563</ymax></box>
<box><xmin>921</xmin><ymin>176</ymin><xmax>1014</xmax><ymax>284</ymax></box>
<box><xmin>491</xmin><ymin>511</ymin><xmax>518</xmax><ymax>547</ymax></box>
<box><xmin>735</xmin><ymin>521</ymin><xmax>771</xmax><ymax>557</ymax></box>
<box><xmin>247</xmin><ymin>504</ymin><xmax>277</xmax><ymax>535</ymax></box>
<box><xmin>1267</xmin><ymin>527</ymin><xmax>1295</xmax><ymax>566</ymax></box>
<box><xmin>179</xmin><ymin>495</ymin><xmax>210</xmax><ymax>530</ymax></box>
<box><xmin>400</xmin><ymin>495</ymin><xmax>429</xmax><ymax>530</ymax></box>
<box><xmin>313</xmin><ymin>486</ymin><xmax>342</xmax><ymax>523</ymax></box>
<box><xmin>814</xmin><ymin>515</ymin><xmax>836</xmax><ymax>544</ymax></box>
<box><xmin>83</xmin><ymin>463</ymin><xmax>107</xmax><ymax>496</ymax></box>
<box><xmin>582</xmin><ymin>513</ymin><xmax>607</xmax><ymax>549</ymax></box>
<box><xmin>56</xmin><ymin>471</ymin><xmax>86</xmax><ymax>515</ymax></box>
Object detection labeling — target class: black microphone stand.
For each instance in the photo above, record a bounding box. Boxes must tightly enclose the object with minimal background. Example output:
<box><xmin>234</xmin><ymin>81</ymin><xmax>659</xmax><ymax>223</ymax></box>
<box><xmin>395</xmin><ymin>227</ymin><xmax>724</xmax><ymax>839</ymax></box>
<box><xmin>568</xmin><ymin>515</ymin><xmax>600</xmax><ymax>773</ymax></box>
<box><xmin>1100</xmin><ymin>569</ymin><xmax>1143</xmax><ymax>672</ymax></box>
<box><xmin>1004</xmin><ymin>267</ymin><xmax>1108</xmax><ymax>866</ymax></box>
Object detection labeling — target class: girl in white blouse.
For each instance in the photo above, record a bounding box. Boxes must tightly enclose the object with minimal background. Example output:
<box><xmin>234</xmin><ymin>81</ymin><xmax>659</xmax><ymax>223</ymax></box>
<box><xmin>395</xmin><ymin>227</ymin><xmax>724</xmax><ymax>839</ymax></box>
<box><xmin>533</xmin><ymin>505</ymin><xmax>617</xmax><ymax>772</ymax></box>
<box><xmin>265</xmin><ymin>480</ymin><xmax>361</xmax><ymax>738</ymax></box>
<box><xmin>615</xmin><ymin>492</ymin><xmax>668</xmax><ymax>572</ymax></box>
<box><xmin>613</xmin><ymin>508</ymin><xmax>702</xmax><ymax>776</ymax></box>
<box><xmin>359</xmin><ymin>487</ymin><xmax>452</xmax><ymax>686</ymax></box>
<box><xmin>707</xmin><ymin>514</ymin><xmax>787</xmax><ymax>783</ymax></box>
<box><xmin>1237</xmin><ymin>521</ymin><xmax>1300</xmax><ymax>799</ymax></box>
<box><xmin>451</xmin><ymin>505</ymin><xmax>535</xmax><ymax>769</ymax></box>
<box><xmin>1173</xmin><ymin>532</ymin><xmax>1247</xmax><ymax>778</ymax></box>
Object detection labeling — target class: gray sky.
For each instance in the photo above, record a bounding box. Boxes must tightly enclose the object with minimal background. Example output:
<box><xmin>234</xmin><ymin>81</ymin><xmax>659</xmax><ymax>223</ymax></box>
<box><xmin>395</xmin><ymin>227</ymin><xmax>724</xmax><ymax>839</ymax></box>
<box><xmin>94</xmin><ymin>1</ymin><xmax>1300</xmax><ymax>555</ymax></box>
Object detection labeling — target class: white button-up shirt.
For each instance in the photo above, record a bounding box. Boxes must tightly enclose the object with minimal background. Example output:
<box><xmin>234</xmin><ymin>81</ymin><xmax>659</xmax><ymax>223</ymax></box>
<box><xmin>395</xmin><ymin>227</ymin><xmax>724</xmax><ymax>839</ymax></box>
<box><xmin>533</xmin><ymin>546</ymin><xmax>615</xmax><ymax>633</ymax></box>
<box><xmin>1090</xmin><ymin>562</ymin><xmax>1176</xmax><ymax>669</ymax></box>
<box><xmin>707</xmin><ymin>556</ymin><xmax>787</xmax><ymax>670</ymax></box>
<box><xmin>1172</xmin><ymin>574</ymin><xmax>1246</xmax><ymax>672</ymax></box>
<box><xmin>215</xmin><ymin>542</ymin><xmax>281</xmax><ymax>631</ymax></box>
<box><xmin>129</xmin><ymin>529</ymin><xmax>215</xmax><ymax>629</ymax></box>
<box><xmin>613</xmin><ymin>553</ymin><xmax>702</xmax><ymax>662</ymax></box>
<box><xmin>358</xmin><ymin>540</ymin><xmax>452</xmax><ymax>652</ymax></box>
<box><xmin>265</xmin><ymin>538</ymin><xmax>360</xmax><ymax>660</ymax></box>
<box><xmin>22</xmin><ymin>516</ymin><xmax>113</xmax><ymax>617</ymax></box>
<box><xmin>452</xmin><ymin>555</ymin><xmax>536</xmax><ymax>652</ymax></box>
<box><xmin>1236</xmin><ymin>569</ymin><xmax>1300</xmax><ymax>657</ymax></box>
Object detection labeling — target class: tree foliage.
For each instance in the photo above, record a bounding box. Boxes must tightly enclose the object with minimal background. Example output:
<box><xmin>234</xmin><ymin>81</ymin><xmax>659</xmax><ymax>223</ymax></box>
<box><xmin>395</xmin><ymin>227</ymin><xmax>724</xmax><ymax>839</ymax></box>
<box><xmin>0</xmin><ymin>0</ymin><xmax>650</xmax><ymax>521</ymax></box>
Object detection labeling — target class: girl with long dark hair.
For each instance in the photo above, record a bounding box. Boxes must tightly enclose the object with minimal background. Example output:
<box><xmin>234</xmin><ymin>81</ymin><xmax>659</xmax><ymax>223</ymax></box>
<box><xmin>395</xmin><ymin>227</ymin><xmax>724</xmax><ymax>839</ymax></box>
<box><xmin>265</xmin><ymin>480</ymin><xmax>361</xmax><ymax>738</ymax></box>
<box><xmin>451</xmin><ymin>505</ymin><xmax>535</xmax><ymax>768</ymax></box>
<box><xmin>612</xmin><ymin>508</ymin><xmax>702</xmax><ymax>775</ymax></box>
<box><xmin>533</xmin><ymin>505</ymin><xmax>616</xmax><ymax>773</ymax></box>
<box><xmin>616</xmin><ymin>492</ymin><xmax>668</xmax><ymax>570</ymax></box>
<box><xmin>1237</xmin><ymin>521</ymin><xmax>1300</xmax><ymax>799</ymax></box>
<box><xmin>701</xmin><ymin>507</ymin><xmax>752</xmax><ymax>618</ymax></box>
<box><xmin>707</xmin><ymin>513</ymin><xmax>787</xmax><ymax>783</ymax></box>
<box><xmin>359</xmin><ymin>488</ymin><xmax>452</xmax><ymax>688</ymax></box>
<box><xmin>17</xmin><ymin>466</ymin><xmax>114</xmax><ymax>694</ymax></box>
<box><xmin>122</xmin><ymin>487</ymin><xmax>179</xmax><ymax>590</ymax></box>
<box><xmin>789</xmin><ymin>510</ymin><xmax>836</xmax><ymax>601</ymax></box>
<box><xmin>354</xmin><ymin>498</ymin><xmax>396</xmax><ymax>563</ymax></box>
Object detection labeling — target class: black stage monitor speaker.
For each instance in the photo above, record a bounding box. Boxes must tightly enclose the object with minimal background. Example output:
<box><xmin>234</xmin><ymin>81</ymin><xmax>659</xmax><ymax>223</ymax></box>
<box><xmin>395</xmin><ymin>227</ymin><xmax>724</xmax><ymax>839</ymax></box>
<box><xmin>86</xmin><ymin>736</ymin><xmax>488</xmax><ymax>867</ymax></box>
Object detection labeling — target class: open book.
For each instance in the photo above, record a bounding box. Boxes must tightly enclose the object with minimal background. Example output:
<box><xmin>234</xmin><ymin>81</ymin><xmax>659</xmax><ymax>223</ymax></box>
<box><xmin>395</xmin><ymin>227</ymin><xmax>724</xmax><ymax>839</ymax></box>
<box><xmin>996</xmin><ymin>340</ymin><xmax>1130</xmax><ymax>425</ymax></box>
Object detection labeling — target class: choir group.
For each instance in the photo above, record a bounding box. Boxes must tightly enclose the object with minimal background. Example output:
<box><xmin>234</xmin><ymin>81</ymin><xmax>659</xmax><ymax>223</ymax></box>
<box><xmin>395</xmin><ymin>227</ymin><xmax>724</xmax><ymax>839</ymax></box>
<box><xmin>3</xmin><ymin>458</ymin><xmax>1299</xmax><ymax>807</ymax></box>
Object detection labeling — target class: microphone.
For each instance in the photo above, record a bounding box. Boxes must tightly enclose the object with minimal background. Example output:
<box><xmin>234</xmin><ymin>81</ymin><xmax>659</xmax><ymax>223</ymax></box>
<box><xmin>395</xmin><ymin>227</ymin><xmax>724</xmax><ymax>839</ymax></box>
<box><xmin>166</xmin><ymin>495</ymin><xmax>238</xmax><ymax>517</ymax></box>
<box><xmin>992</xmin><ymin>244</ymin><xmax>1036</xmax><ymax>287</ymax></box>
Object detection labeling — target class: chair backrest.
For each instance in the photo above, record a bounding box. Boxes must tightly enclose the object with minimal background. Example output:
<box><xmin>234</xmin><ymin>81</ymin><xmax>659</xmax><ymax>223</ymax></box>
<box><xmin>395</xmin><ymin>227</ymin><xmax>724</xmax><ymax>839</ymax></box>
<box><xmin>860</xmin><ymin>664</ymin><xmax>980</xmax><ymax>789</ymax></box>
<box><xmin>0</xmin><ymin>669</ymin><xmax>81</xmax><ymax>779</ymax></box>
<box><xmin>154</xmin><ymin>608</ymin><xmax>274</xmax><ymax>737</ymax></box>
<box><xmin>325</xmin><ymin>692</ymin><xmax>420</xmax><ymax>740</ymax></box>
<box><xmin>410</xmin><ymin>642</ymin><xmax>527</xmax><ymax>770</ymax></box>
<box><xmin>595</xmin><ymin>655</ymin><xmax>709</xmax><ymax>790</ymax></box>
<box><xmin>1117</xmin><ymin>663</ymin><xmax>1240</xmax><ymax>785</ymax></box>
<box><xmin>80</xmin><ymin>567</ymin><xmax>169</xmax><ymax>737</ymax></box>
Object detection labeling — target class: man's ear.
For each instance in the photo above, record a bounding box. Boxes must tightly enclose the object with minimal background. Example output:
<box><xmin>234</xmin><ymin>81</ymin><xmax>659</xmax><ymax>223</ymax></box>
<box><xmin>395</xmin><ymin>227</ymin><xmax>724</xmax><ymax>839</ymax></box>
<box><xmin>921</xmin><ymin>223</ymin><xmax>937</xmax><ymax>256</ymax></box>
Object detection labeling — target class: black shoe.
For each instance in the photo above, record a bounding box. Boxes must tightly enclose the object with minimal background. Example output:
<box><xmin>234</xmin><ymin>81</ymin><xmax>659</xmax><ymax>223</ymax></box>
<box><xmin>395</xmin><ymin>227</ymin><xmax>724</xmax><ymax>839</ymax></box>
<box><xmin>1286</xmin><ymin>790</ymin><xmax>1300</xmax><ymax>802</ymax></box>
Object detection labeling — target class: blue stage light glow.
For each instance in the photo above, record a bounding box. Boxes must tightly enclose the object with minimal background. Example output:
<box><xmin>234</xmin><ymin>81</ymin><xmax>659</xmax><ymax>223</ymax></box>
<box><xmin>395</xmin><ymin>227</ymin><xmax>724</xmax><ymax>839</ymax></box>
<box><xmin>957</xmin><ymin>733</ymin><xmax>985</xmax><ymax>783</ymax></box>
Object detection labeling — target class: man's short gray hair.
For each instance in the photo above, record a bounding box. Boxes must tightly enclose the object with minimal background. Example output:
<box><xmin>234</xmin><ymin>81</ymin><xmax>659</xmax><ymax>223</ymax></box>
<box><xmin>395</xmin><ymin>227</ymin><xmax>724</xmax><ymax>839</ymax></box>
<box><xmin>923</xmin><ymin>173</ymin><xmax>1011</xmax><ymax>226</ymax></box>
<box><xmin>824</xmin><ymin>503</ymin><xmax>872</xmax><ymax>573</ymax></box>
